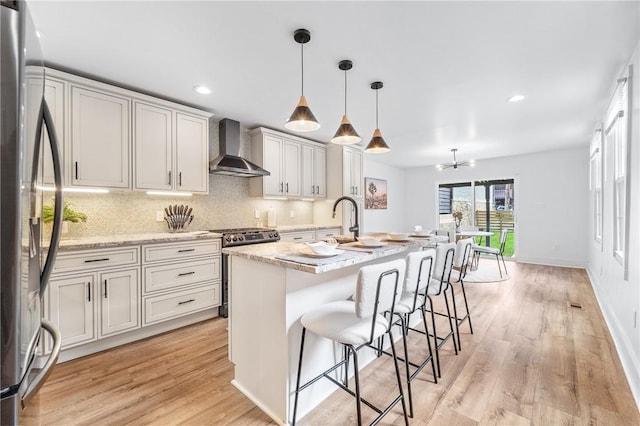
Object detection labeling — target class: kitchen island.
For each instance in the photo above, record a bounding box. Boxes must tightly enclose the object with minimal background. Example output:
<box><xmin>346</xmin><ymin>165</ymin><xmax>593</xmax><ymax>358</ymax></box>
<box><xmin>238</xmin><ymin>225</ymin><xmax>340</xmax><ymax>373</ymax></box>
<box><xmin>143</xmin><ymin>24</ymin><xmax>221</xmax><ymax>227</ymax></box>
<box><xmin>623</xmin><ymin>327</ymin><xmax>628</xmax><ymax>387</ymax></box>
<box><xmin>223</xmin><ymin>236</ymin><xmax>435</xmax><ymax>425</ymax></box>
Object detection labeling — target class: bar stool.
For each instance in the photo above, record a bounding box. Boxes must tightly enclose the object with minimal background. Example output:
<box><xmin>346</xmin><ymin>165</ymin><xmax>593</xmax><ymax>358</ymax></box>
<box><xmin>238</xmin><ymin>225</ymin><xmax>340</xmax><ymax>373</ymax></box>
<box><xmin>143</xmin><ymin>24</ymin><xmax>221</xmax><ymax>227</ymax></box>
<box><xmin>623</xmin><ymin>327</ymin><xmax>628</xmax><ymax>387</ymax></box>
<box><xmin>450</xmin><ymin>238</ymin><xmax>474</xmax><ymax>351</ymax></box>
<box><xmin>292</xmin><ymin>259</ymin><xmax>409</xmax><ymax>426</ymax></box>
<box><xmin>382</xmin><ymin>249</ymin><xmax>438</xmax><ymax>418</ymax></box>
<box><xmin>423</xmin><ymin>242</ymin><xmax>457</xmax><ymax>378</ymax></box>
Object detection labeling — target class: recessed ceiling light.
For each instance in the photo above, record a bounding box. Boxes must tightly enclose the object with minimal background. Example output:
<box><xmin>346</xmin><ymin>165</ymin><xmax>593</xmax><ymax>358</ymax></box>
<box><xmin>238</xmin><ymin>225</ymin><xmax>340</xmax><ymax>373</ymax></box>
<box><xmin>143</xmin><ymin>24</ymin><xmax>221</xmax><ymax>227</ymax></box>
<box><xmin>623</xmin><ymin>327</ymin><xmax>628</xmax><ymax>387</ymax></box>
<box><xmin>507</xmin><ymin>94</ymin><xmax>525</xmax><ymax>102</ymax></box>
<box><xmin>193</xmin><ymin>85</ymin><xmax>211</xmax><ymax>95</ymax></box>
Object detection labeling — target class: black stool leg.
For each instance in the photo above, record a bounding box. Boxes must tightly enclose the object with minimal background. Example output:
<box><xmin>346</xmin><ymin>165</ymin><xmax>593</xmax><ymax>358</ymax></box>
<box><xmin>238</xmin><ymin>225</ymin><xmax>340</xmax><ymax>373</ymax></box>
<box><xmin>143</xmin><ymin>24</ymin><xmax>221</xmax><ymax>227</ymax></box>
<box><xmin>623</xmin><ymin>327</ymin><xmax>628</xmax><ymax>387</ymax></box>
<box><xmin>449</xmin><ymin>286</ymin><xmax>462</xmax><ymax>351</ymax></box>
<box><xmin>388</xmin><ymin>329</ymin><xmax>410</xmax><ymax>426</ymax></box>
<box><xmin>427</xmin><ymin>296</ymin><xmax>441</xmax><ymax>378</ymax></box>
<box><xmin>349</xmin><ymin>345</ymin><xmax>362</xmax><ymax>426</ymax></box>
<box><xmin>421</xmin><ymin>304</ymin><xmax>437</xmax><ymax>383</ymax></box>
<box><xmin>397</xmin><ymin>314</ymin><xmax>413</xmax><ymax>418</ymax></box>
<box><xmin>443</xmin><ymin>290</ymin><xmax>458</xmax><ymax>355</ymax></box>
<box><xmin>292</xmin><ymin>327</ymin><xmax>307</xmax><ymax>426</ymax></box>
<box><xmin>459</xmin><ymin>279</ymin><xmax>473</xmax><ymax>335</ymax></box>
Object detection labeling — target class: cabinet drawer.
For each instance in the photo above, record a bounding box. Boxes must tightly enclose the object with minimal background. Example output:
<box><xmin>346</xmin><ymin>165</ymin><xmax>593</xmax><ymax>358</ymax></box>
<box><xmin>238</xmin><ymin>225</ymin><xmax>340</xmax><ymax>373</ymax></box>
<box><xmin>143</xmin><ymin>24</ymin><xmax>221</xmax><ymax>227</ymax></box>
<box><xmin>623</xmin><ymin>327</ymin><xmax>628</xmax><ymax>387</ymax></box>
<box><xmin>143</xmin><ymin>284</ymin><xmax>219</xmax><ymax>325</ymax></box>
<box><xmin>54</xmin><ymin>247</ymin><xmax>139</xmax><ymax>274</ymax></box>
<box><xmin>143</xmin><ymin>257</ymin><xmax>220</xmax><ymax>294</ymax></box>
<box><xmin>279</xmin><ymin>231</ymin><xmax>316</xmax><ymax>243</ymax></box>
<box><xmin>315</xmin><ymin>227</ymin><xmax>342</xmax><ymax>240</ymax></box>
<box><xmin>143</xmin><ymin>240</ymin><xmax>220</xmax><ymax>263</ymax></box>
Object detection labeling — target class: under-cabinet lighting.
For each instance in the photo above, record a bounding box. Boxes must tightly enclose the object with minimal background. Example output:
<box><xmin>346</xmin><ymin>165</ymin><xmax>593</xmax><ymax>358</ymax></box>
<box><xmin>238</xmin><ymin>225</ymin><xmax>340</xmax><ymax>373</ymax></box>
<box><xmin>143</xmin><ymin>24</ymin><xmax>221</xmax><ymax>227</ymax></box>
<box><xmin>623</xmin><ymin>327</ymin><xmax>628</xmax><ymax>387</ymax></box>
<box><xmin>263</xmin><ymin>197</ymin><xmax>288</xmax><ymax>201</ymax></box>
<box><xmin>301</xmin><ymin>198</ymin><xmax>315</xmax><ymax>202</ymax></box>
<box><xmin>146</xmin><ymin>191</ymin><xmax>193</xmax><ymax>197</ymax></box>
<box><xmin>37</xmin><ymin>185</ymin><xmax>109</xmax><ymax>194</ymax></box>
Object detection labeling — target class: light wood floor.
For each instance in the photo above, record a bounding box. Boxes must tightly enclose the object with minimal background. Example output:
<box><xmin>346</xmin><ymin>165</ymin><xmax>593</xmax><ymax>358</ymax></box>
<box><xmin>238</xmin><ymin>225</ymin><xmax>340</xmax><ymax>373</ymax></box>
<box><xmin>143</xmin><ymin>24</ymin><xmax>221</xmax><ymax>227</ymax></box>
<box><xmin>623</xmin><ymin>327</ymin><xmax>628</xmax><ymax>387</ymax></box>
<box><xmin>37</xmin><ymin>261</ymin><xmax>639</xmax><ymax>425</ymax></box>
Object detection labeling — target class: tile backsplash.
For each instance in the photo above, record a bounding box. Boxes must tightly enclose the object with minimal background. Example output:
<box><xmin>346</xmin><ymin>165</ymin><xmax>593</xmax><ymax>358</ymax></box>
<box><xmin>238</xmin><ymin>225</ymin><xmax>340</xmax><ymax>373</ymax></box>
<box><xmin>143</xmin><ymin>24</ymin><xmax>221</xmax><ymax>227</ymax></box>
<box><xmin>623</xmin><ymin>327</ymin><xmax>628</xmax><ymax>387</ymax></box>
<box><xmin>55</xmin><ymin>175</ymin><xmax>323</xmax><ymax>239</ymax></box>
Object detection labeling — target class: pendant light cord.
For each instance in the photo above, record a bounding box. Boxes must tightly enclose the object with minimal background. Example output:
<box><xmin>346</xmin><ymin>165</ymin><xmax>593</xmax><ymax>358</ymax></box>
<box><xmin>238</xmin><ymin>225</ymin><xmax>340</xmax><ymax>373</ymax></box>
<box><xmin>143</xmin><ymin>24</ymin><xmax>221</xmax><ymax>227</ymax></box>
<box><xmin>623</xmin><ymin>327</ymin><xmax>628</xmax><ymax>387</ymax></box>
<box><xmin>344</xmin><ymin>69</ymin><xmax>348</xmax><ymax>115</ymax></box>
<box><xmin>375</xmin><ymin>88</ymin><xmax>379</xmax><ymax>128</ymax></box>
<box><xmin>300</xmin><ymin>43</ymin><xmax>304</xmax><ymax>96</ymax></box>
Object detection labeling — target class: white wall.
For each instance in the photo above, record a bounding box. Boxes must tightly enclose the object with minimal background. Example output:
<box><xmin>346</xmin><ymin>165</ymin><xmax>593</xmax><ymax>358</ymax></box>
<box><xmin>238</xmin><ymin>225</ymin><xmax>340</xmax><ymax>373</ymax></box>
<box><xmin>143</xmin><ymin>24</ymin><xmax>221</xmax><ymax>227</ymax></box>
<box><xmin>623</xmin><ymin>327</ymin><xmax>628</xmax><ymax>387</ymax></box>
<box><xmin>362</xmin><ymin>159</ymin><xmax>407</xmax><ymax>233</ymax></box>
<box><xmin>587</xmin><ymin>41</ymin><xmax>640</xmax><ymax>408</ymax></box>
<box><xmin>404</xmin><ymin>147</ymin><xmax>589</xmax><ymax>267</ymax></box>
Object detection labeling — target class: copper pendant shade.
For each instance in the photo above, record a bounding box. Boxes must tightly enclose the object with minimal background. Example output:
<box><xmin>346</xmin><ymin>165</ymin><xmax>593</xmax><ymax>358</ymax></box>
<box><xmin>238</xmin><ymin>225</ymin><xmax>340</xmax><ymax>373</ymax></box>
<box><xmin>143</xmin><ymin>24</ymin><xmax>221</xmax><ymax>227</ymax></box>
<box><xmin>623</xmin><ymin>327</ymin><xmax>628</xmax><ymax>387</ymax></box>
<box><xmin>285</xmin><ymin>29</ymin><xmax>320</xmax><ymax>132</ymax></box>
<box><xmin>365</xmin><ymin>81</ymin><xmax>390</xmax><ymax>153</ymax></box>
<box><xmin>331</xmin><ymin>60</ymin><xmax>361</xmax><ymax>145</ymax></box>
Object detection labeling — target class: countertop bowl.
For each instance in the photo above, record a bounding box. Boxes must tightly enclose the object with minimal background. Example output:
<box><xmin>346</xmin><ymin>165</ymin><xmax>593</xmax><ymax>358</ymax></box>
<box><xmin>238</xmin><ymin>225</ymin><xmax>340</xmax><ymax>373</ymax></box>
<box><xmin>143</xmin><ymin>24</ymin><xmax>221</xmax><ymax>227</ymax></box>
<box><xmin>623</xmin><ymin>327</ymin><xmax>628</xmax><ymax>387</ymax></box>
<box><xmin>306</xmin><ymin>241</ymin><xmax>340</xmax><ymax>255</ymax></box>
<box><xmin>387</xmin><ymin>232</ymin><xmax>409</xmax><ymax>241</ymax></box>
<box><xmin>357</xmin><ymin>236</ymin><xmax>381</xmax><ymax>246</ymax></box>
<box><xmin>413</xmin><ymin>229</ymin><xmax>431</xmax><ymax>236</ymax></box>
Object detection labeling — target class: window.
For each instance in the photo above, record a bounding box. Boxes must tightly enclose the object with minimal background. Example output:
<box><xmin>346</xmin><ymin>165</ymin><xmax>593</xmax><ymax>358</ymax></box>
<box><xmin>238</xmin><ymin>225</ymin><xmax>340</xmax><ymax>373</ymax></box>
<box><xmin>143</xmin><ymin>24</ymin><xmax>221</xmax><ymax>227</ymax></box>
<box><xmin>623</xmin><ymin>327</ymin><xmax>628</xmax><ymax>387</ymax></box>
<box><xmin>590</xmin><ymin>131</ymin><xmax>602</xmax><ymax>246</ymax></box>
<box><xmin>604</xmin><ymin>75</ymin><xmax>629</xmax><ymax>268</ymax></box>
<box><xmin>438</xmin><ymin>179</ymin><xmax>515</xmax><ymax>257</ymax></box>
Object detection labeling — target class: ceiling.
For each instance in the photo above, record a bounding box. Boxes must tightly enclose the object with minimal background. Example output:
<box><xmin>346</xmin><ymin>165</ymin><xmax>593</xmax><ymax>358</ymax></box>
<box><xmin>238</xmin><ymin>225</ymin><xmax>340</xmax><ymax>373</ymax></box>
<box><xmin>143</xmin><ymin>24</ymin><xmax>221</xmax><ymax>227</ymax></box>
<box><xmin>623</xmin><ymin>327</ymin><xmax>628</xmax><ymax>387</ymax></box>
<box><xmin>28</xmin><ymin>1</ymin><xmax>639</xmax><ymax>168</ymax></box>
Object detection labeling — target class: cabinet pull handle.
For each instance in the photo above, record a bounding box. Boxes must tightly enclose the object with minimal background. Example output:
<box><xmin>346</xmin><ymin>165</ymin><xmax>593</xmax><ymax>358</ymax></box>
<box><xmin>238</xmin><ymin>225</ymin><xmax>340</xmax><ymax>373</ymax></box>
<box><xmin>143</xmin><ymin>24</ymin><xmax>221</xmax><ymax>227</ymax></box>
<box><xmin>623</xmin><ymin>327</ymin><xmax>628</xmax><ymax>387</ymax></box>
<box><xmin>178</xmin><ymin>299</ymin><xmax>195</xmax><ymax>306</ymax></box>
<box><xmin>179</xmin><ymin>172</ymin><xmax>182</xmax><ymax>186</ymax></box>
<box><xmin>87</xmin><ymin>282</ymin><xmax>91</xmax><ymax>302</ymax></box>
<box><xmin>168</xmin><ymin>171</ymin><xmax>172</xmax><ymax>185</ymax></box>
<box><xmin>293</xmin><ymin>236</ymin><xmax>303</xmax><ymax>240</ymax></box>
<box><xmin>311</xmin><ymin>185</ymin><xmax>315</xmax><ymax>194</ymax></box>
<box><xmin>316</xmin><ymin>185</ymin><xmax>320</xmax><ymax>194</ymax></box>
<box><xmin>355</xmin><ymin>186</ymin><xmax>358</xmax><ymax>195</ymax></box>
<box><xmin>280</xmin><ymin>182</ymin><xmax>283</xmax><ymax>193</ymax></box>
<box><xmin>84</xmin><ymin>258</ymin><xmax>110</xmax><ymax>263</ymax></box>
<box><xmin>75</xmin><ymin>162</ymin><xmax>78</xmax><ymax>180</ymax></box>
<box><xmin>178</xmin><ymin>271</ymin><xmax>195</xmax><ymax>277</ymax></box>
<box><xmin>177</xmin><ymin>248</ymin><xmax>195</xmax><ymax>253</ymax></box>
<box><xmin>286</xmin><ymin>182</ymin><xmax>289</xmax><ymax>192</ymax></box>
<box><xmin>104</xmin><ymin>279</ymin><xmax>108</xmax><ymax>298</ymax></box>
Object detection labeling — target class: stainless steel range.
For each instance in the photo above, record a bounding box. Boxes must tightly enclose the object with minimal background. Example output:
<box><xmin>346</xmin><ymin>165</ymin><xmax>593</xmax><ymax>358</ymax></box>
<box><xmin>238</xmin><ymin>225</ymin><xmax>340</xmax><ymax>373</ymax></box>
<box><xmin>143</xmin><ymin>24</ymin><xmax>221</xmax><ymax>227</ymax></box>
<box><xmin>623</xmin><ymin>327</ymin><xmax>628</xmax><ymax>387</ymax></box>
<box><xmin>210</xmin><ymin>228</ymin><xmax>280</xmax><ymax>317</ymax></box>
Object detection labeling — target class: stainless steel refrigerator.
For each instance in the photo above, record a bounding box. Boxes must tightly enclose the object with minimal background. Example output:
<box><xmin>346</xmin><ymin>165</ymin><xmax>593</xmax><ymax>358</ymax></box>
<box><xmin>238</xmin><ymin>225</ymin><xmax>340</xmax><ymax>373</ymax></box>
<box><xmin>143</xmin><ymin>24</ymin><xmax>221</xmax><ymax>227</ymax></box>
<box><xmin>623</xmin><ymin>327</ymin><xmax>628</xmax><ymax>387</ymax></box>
<box><xmin>1</xmin><ymin>1</ymin><xmax>63</xmax><ymax>424</ymax></box>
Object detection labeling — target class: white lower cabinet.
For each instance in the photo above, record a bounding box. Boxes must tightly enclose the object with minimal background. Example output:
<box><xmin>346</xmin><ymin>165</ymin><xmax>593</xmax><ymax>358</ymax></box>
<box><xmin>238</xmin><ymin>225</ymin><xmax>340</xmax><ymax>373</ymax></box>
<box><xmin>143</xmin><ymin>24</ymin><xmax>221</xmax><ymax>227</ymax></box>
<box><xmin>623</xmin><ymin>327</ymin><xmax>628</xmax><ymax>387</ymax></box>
<box><xmin>47</xmin><ymin>246</ymin><xmax>141</xmax><ymax>349</ymax></box>
<box><xmin>278</xmin><ymin>230</ymin><xmax>316</xmax><ymax>243</ymax></box>
<box><xmin>48</xmin><ymin>274</ymin><xmax>96</xmax><ymax>348</ymax></box>
<box><xmin>45</xmin><ymin>239</ymin><xmax>220</xmax><ymax>357</ymax></box>
<box><xmin>142</xmin><ymin>240</ymin><xmax>221</xmax><ymax>326</ymax></box>
<box><xmin>47</xmin><ymin>267</ymin><xmax>140</xmax><ymax>348</ymax></box>
<box><xmin>100</xmin><ymin>268</ymin><xmax>140</xmax><ymax>337</ymax></box>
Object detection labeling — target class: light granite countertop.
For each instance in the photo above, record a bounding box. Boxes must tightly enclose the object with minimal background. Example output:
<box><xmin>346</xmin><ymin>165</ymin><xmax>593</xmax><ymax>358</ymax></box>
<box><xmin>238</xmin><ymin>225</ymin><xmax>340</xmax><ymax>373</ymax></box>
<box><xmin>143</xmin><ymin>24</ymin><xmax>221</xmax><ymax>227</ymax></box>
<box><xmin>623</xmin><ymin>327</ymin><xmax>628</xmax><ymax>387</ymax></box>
<box><xmin>222</xmin><ymin>234</ymin><xmax>438</xmax><ymax>274</ymax></box>
<box><xmin>276</xmin><ymin>224</ymin><xmax>342</xmax><ymax>233</ymax></box>
<box><xmin>55</xmin><ymin>231</ymin><xmax>221</xmax><ymax>251</ymax></box>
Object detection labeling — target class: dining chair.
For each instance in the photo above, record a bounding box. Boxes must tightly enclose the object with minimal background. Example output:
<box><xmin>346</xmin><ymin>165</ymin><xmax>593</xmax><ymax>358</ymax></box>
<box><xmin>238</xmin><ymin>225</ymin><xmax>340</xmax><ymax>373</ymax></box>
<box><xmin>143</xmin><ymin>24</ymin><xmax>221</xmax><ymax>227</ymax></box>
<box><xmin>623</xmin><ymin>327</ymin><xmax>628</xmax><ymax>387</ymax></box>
<box><xmin>474</xmin><ymin>228</ymin><xmax>509</xmax><ymax>278</ymax></box>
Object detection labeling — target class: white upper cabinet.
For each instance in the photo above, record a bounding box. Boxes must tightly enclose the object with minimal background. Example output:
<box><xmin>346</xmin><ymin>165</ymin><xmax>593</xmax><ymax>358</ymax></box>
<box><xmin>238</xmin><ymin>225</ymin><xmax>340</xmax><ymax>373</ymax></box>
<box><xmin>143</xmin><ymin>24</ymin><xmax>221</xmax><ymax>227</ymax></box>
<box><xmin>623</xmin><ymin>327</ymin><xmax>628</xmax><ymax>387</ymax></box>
<box><xmin>174</xmin><ymin>113</ymin><xmax>209</xmax><ymax>193</ymax></box>
<box><xmin>249</xmin><ymin>127</ymin><xmax>325</xmax><ymax>199</ymax></box>
<box><xmin>45</xmin><ymin>68</ymin><xmax>211</xmax><ymax>193</ymax></box>
<box><xmin>283</xmin><ymin>140</ymin><xmax>301</xmax><ymax>197</ymax></box>
<box><xmin>134</xmin><ymin>102</ymin><xmax>172</xmax><ymax>191</ymax></box>
<box><xmin>70</xmin><ymin>86</ymin><xmax>131</xmax><ymax>189</ymax></box>
<box><xmin>327</xmin><ymin>144</ymin><xmax>364</xmax><ymax>200</ymax></box>
<box><xmin>134</xmin><ymin>104</ymin><xmax>209</xmax><ymax>193</ymax></box>
<box><xmin>302</xmin><ymin>144</ymin><xmax>327</xmax><ymax>199</ymax></box>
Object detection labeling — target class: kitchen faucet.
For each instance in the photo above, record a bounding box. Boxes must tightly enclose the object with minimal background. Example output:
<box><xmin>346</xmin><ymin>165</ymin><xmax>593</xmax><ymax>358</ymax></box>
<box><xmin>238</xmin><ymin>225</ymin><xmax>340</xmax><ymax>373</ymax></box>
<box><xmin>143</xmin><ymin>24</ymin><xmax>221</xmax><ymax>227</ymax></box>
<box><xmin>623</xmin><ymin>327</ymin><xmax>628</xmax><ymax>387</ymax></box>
<box><xmin>332</xmin><ymin>196</ymin><xmax>359</xmax><ymax>239</ymax></box>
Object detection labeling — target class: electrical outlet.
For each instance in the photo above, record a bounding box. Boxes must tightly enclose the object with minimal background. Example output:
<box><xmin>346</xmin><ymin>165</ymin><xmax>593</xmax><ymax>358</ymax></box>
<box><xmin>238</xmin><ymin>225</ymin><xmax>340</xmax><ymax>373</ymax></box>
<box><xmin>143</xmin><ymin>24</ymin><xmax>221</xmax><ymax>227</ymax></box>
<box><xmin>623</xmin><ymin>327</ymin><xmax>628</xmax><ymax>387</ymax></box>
<box><xmin>254</xmin><ymin>210</ymin><xmax>260</xmax><ymax>219</ymax></box>
<box><xmin>290</xmin><ymin>210</ymin><xmax>295</xmax><ymax>218</ymax></box>
<box><xmin>156</xmin><ymin>211</ymin><xmax>164</xmax><ymax>222</ymax></box>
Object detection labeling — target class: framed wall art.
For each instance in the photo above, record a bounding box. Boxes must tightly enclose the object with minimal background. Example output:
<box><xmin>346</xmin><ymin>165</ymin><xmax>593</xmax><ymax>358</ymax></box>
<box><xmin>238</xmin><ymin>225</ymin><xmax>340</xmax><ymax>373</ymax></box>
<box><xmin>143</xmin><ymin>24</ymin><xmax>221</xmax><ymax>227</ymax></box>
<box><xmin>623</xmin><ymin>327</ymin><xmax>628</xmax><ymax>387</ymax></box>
<box><xmin>364</xmin><ymin>177</ymin><xmax>387</xmax><ymax>209</ymax></box>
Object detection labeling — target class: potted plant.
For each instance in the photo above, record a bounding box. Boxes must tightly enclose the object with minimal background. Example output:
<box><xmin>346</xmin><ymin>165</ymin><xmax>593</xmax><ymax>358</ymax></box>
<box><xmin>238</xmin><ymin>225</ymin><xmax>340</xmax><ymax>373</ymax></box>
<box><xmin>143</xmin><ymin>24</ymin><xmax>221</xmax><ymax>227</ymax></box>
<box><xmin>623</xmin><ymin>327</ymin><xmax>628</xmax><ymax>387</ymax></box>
<box><xmin>452</xmin><ymin>210</ymin><xmax>463</xmax><ymax>232</ymax></box>
<box><xmin>43</xmin><ymin>200</ymin><xmax>87</xmax><ymax>232</ymax></box>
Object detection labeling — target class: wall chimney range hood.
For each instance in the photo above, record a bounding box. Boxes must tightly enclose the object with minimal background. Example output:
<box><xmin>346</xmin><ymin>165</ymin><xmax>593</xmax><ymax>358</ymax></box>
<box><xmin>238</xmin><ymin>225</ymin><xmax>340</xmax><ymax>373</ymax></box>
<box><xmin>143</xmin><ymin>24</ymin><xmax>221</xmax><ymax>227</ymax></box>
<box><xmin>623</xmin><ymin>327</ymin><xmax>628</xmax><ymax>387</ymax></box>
<box><xmin>209</xmin><ymin>119</ymin><xmax>270</xmax><ymax>177</ymax></box>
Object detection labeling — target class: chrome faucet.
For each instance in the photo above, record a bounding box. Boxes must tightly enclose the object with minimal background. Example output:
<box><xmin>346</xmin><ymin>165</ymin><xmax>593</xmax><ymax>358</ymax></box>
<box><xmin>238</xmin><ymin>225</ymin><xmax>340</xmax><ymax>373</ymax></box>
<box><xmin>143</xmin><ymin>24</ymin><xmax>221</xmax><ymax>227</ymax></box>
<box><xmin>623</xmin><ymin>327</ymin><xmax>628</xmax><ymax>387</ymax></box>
<box><xmin>332</xmin><ymin>196</ymin><xmax>359</xmax><ymax>239</ymax></box>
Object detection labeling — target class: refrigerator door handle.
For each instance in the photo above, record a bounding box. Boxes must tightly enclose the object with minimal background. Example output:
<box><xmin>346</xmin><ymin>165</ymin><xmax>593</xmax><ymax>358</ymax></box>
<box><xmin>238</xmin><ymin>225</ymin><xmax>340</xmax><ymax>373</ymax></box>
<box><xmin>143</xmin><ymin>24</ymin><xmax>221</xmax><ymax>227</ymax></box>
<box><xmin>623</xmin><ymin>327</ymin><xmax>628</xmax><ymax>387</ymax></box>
<box><xmin>20</xmin><ymin>319</ymin><xmax>61</xmax><ymax>408</ymax></box>
<box><xmin>35</xmin><ymin>99</ymin><xmax>63</xmax><ymax>294</ymax></box>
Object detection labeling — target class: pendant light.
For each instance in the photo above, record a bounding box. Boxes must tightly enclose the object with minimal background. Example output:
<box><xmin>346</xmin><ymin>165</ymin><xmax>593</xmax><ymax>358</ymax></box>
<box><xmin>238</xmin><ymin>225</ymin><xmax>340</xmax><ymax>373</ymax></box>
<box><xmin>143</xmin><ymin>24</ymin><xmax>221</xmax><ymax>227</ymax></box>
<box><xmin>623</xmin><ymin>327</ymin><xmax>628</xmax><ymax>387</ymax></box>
<box><xmin>331</xmin><ymin>60</ymin><xmax>361</xmax><ymax>145</ymax></box>
<box><xmin>285</xmin><ymin>28</ymin><xmax>320</xmax><ymax>132</ymax></box>
<box><xmin>365</xmin><ymin>81</ymin><xmax>390</xmax><ymax>153</ymax></box>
